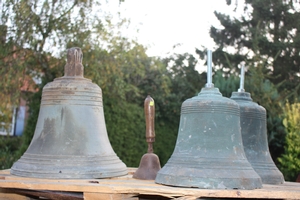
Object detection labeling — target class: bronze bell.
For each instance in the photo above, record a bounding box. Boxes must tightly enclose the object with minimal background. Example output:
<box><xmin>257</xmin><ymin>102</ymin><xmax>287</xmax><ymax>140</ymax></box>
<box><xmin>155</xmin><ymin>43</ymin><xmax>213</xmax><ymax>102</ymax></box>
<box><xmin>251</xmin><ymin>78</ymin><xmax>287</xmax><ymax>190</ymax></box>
<box><xmin>230</xmin><ymin>64</ymin><xmax>284</xmax><ymax>184</ymax></box>
<box><xmin>133</xmin><ymin>95</ymin><xmax>161</xmax><ymax>180</ymax></box>
<box><xmin>155</xmin><ymin>50</ymin><xmax>262</xmax><ymax>189</ymax></box>
<box><xmin>10</xmin><ymin>47</ymin><xmax>127</xmax><ymax>179</ymax></box>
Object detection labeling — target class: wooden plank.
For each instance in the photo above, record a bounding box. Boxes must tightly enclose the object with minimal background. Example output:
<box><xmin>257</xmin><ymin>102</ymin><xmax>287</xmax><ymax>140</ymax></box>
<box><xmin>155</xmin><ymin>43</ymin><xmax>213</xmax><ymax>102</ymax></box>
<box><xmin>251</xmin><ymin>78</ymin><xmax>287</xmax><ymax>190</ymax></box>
<box><xmin>4</xmin><ymin>188</ymin><xmax>83</xmax><ymax>200</ymax></box>
<box><xmin>0</xmin><ymin>188</ymin><xmax>29</xmax><ymax>200</ymax></box>
<box><xmin>84</xmin><ymin>192</ymin><xmax>138</xmax><ymax>200</ymax></box>
<box><xmin>0</xmin><ymin>193</ymin><xmax>29</xmax><ymax>200</ymax></box>
<box><xmin>1</xmin><ymin>169</ymin><xmax>300</xmax><ymax>199</ymax></box>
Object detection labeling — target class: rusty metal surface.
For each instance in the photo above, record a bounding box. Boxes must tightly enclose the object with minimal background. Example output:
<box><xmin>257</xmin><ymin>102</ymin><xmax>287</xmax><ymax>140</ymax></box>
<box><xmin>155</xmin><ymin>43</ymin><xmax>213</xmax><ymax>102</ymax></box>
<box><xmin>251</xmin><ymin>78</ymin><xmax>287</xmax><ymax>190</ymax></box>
<box><xmin>10</xmin><ymin>47</ymin><xmax>127</xmax><ymax>179</ymax></box>
<box><xmin>133</xmin><ymin>153</ymin><xmax>161</xmax><ymax>180</ymax></box>
<box><xmin>231</xmin><ymin>91</ymin><xmax>284</xmax><ymax>184</ymax></box>
<box><xmin>155</xmin><ymin>87</ymin><xmax>262</xmax><ymax>189</ymax></box>
<box><xmin>133</xmin><ymin>95</ymin><xmax>161</xmax><ymax>180</ymax></box>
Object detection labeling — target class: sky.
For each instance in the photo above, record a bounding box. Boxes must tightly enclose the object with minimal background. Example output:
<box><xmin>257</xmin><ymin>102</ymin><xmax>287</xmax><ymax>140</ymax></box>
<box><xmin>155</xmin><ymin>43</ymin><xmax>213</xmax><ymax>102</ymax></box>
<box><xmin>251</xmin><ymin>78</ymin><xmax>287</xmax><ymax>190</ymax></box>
<box><xmin>101</xmin><ymin>0</ymin><xmax>243</xmax><ymax>59</ymax></box>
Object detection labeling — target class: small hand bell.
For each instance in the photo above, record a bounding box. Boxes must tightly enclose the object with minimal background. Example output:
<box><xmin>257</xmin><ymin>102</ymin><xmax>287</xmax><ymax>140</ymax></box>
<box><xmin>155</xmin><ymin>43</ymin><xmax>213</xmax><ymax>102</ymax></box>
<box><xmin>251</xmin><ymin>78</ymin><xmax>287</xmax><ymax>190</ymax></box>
<box><xmin>133</xmin><ymin>95</ymin><xmax>161</xmax><ymax>180</ymax></box>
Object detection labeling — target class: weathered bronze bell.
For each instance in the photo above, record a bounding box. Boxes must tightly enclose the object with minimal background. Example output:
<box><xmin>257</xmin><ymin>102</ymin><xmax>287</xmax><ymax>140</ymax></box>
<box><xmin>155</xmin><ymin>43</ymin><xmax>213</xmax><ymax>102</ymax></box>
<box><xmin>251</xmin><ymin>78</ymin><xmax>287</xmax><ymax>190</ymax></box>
<box><xmin>230</xmin><ymin>64</ymin><xmax>284</xmax><ymax>184</ymax></box>
<box><xmin>133</xmin><ymin>95</ymin><xmax>161</xmax><ymax>180</ymax></box>
<box><xmin>155</xmin><ymin>51</ymin><xmax>262</xmax><ymax>189</ymax></box>
<box><xmin>10</xmin><ymin>47</ymin><xmax>127</xmax><ymax>179</ymax></box>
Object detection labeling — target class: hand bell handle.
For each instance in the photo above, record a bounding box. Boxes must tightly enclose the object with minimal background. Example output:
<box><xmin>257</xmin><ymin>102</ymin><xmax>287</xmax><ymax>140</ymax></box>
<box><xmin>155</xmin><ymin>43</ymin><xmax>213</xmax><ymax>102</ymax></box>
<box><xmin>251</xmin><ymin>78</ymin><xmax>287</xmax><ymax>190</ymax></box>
<box><xmin>144</xmin><ymin>95</ymin><xmax>155</xmax><ymax>153</ymax></box>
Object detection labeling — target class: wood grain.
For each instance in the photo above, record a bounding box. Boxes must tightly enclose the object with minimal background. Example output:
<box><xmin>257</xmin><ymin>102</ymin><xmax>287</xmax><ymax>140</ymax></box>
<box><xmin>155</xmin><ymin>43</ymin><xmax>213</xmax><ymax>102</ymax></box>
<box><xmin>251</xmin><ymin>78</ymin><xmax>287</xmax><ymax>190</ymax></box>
<box><xmin>1</xmin><ymin>169</ymin><xmax>300</xmax><ymax>199</ymax></box>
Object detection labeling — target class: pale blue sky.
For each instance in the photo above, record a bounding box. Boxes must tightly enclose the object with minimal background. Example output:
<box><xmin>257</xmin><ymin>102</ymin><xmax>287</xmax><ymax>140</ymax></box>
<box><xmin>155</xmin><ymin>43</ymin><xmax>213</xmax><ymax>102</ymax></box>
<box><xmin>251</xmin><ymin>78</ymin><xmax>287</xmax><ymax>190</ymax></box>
<box><xmin>102</xmin><ymin>0</ymin><xmax>243</xmax><ymax>58</ymax></box>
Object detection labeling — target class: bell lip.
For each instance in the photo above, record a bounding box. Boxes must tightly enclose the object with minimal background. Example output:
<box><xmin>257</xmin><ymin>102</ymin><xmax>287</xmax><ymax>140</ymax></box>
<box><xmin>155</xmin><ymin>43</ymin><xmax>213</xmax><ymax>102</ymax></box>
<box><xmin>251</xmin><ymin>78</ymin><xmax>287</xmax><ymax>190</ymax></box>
<box><xmin>10</xmin><ymin>153</ymin><xmax>128</xmax><ymax>179</ymax></box>
<box><xmin>155</xmin><ymin>159</ymin><xmax>263</xmax><ymax>189</ymax></box>
<box><xmin>155</xmin><ymin>169</ymin><xmax>263</xmax><ymax>189</ymax></box>
<box><xmin>10</xmin><ymin>168</ymin><xmax>128</xmax><ymax>179</ymax></box>
<box><xmin>251</xmin><ymin>166</ymin><xmax>285</xmax><ymax>185</ymax></box>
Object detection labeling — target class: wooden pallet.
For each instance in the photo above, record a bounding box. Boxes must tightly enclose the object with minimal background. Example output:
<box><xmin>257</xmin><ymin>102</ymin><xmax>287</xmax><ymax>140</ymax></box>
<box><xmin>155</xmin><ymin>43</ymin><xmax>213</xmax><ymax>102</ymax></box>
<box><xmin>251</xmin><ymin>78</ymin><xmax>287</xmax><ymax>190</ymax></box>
<box><xmin>0</xmin><ymin>168</ymin><xmax>300</xmax><ymax>200</ymax></box>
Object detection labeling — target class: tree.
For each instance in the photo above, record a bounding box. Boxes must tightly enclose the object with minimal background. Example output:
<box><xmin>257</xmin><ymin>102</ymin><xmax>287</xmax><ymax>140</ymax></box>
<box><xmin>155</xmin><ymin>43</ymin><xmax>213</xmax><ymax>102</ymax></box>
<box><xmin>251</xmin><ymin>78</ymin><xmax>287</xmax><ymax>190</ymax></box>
<box><xmin>198</xmin><ymin>0</ymin><xmax>300</xmax><ymax>99</ymax></box>
<box><xmin>196</xmin><ymin>0</ymin><xmax>300</xmax><ymax>161</ymax></box>
<box><xmin>82</xmin><ymin>41</ymin><xmax>167</xmax><ymax>167</ymax></box>
<box><xmin>1</xmin><ymin>0</ymin><xmax>183</xmax><ymax>168</ymax></box>
<box><xmin>0</xmin><ymin>0</ymin><xmax>134</xmax><ymax>168</ymax></box>
<box><xmin>0</xmin><ymin>0</ymin><xmax>98</xmax><ymax>133</ymax></box>
<box><xmin>152</xmin><ymin>53</ymin><xmax>208</xmax><ymax>164</ymax></box>
<box><xmin>278</xmin><ymin>102</ymin><xmax>300</xmax><ymax>181</ymax></box>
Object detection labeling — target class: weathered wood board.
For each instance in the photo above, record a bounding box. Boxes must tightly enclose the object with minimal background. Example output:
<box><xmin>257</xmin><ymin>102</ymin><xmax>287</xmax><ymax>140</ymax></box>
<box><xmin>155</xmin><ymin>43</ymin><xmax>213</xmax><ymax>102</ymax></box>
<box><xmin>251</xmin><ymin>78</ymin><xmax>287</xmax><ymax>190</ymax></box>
<box><xmin>0</xmin><ymin>168</ymin><xmax>300</xmax><ymax>199</ymax></box>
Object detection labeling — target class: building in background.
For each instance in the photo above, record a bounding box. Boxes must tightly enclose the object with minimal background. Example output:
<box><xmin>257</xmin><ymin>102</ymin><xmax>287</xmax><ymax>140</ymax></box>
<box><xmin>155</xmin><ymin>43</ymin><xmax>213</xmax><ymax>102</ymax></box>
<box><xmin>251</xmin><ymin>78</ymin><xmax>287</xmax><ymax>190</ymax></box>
<box><xmin>0</xmin><ymin>77</ymin><xmax>37</xmax><ymax>136</ymax></box>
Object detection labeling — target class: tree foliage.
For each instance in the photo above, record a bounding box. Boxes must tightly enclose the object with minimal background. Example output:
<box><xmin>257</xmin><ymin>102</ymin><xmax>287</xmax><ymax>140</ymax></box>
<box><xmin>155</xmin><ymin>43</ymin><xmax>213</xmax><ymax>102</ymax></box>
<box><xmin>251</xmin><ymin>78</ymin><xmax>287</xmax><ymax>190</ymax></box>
<box><xmin>1</xmin><ymin>0</ymin><xmax>209</xmax><ymax>169</ymax></box>
<box><xmin>196</xmin><ymin>0</ymin><xmax>300</xmax><ymax>161</ymax></box>
<box><xmin>0</xmin><ymin>0</ymin><xmax>98</xmax><ymax>133</ymax></box>
<box><xmin>198</xmin><ymin>0</ymin><xmax>300</xmax><ymax>95</ymax></box>
<box><xmin>278</xmin><ymin>102</ymin><xmax>300</xmax><ymax>181</ymax></box>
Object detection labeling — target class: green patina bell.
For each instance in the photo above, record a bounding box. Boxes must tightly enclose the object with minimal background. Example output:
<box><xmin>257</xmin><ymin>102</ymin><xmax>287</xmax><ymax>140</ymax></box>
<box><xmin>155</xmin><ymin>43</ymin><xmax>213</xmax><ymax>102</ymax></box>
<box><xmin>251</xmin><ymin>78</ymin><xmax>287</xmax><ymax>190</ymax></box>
<box><xmin>230</xmin><ymin>64</ymin><xmax>284</xmax><ymax>184</ymax></box>
<box><xmin>155</xmin><ymin>51</ymin><xmax>262</xmax><ymax>189</ymax></box>
<box><xmin>11</xmin><ymin>47</ymin><xmax>127</xmax><ymax>179</ymax></box>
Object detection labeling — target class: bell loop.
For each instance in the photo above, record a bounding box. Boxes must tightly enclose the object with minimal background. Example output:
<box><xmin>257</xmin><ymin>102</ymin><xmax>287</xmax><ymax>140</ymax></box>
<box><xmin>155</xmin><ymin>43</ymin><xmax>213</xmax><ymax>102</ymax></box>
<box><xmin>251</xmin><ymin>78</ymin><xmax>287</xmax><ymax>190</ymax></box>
<box><xmin>64</xmin><ymin>47</ymin><xmax>84</xmax><ymax>77</ymax></box>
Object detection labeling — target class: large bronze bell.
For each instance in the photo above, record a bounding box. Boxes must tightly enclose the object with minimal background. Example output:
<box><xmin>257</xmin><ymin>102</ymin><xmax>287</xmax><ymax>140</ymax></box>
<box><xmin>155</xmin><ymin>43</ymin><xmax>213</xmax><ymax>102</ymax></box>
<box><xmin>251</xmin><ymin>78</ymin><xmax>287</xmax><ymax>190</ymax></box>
<box><xmin>155</xmin><ymin>51</ymin><xmax>262</xmax><ymax>189</ymax></box>
<box><xmin>230</xmin><ymin>64</ymin><xmax>284</xmax><ymax>184</ymax></box>
<box><xmin>11</xmin><ymin>47</ymin><xmax>127</xmax><ymax>179</ymax></box>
